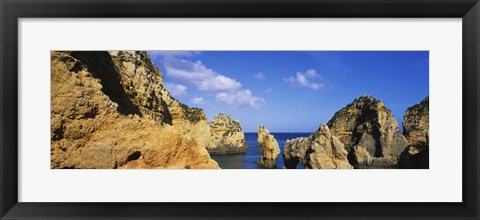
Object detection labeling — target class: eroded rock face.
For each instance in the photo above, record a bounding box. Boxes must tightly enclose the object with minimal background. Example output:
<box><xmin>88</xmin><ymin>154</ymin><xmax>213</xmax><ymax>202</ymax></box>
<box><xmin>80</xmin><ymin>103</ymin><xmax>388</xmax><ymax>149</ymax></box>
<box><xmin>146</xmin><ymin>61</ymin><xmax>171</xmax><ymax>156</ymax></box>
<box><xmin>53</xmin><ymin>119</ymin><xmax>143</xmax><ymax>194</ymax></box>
<box><xmin>398</xmin><ymin>96</ymin><xmax>429</xmax><ymax>169</ymax></box>
<box><xmin>207</xmin><ymin>113</ymin><xmax>248</xmax><ymax>155</ymax></box>
<box><xmin>348</xmin><ymin>145</ymin><xmax>398</xmax><ymax>169</ymax></box>
<box><xmin>108</xmin><ymin>51</ymin><xmax>212</xmax><ymax>149</ymax></box>
<box><xmin>305</xmin><ymin>125</ymin><xmax>353</xmax><ymax>169</ymax></box>
<box><xmin>327</xmin><ymin>96</ymin><xmax>408</xmax><ymax>168</ymax></box>
<box><xmin>257</xmin><ymin>125</ymin><xmax>280</xmax><ymax>168</ymax></box>
<box><xmin>50</xmin><ymin>51</ymin><xmax>218</xmax><ymax>169</ymax></box>
<box><xmin>402</xmin><ymin>97</ymin><xmax>429</xmax><ymax>146</ymax></box>
<box><xmin>283</xmin><ymin>137</ymin><xmax>310</xmax><ymax>168</ymax></box>
<box><xmin>283</xmin><ymin>125</ymin><xmax>352</xmax><ymax>169</ymax></box>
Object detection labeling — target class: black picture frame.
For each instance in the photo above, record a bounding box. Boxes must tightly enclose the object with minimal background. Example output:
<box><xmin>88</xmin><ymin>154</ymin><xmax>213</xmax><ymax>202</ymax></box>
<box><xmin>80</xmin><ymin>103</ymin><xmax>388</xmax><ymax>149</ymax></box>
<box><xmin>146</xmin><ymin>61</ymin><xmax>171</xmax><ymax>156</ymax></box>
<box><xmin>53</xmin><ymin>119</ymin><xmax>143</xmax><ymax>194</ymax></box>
<box><xmin>1</xmin><ymin>0</ymin><xmax>479</xmax><ymax>219</ymax></box>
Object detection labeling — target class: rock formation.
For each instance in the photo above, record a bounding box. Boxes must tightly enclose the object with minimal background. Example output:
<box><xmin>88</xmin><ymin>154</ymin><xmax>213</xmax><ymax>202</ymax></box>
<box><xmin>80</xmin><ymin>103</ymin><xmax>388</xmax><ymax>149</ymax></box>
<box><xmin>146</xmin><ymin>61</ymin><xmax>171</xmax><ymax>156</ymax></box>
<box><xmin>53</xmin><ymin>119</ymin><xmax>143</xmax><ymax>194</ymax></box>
<box><xmin>50</xmin><ymin>51</ymin><xmax>218</xmax><ymax>169</ymax></box>
<box><xmin>283</xmin><ymin>124</ymin><xmax>352</xmax><ymax>169</ymax></box>
<box><xmin>257</xmin><ymin>125</ymin><xmax>280</xmax><ymax>168</ymax></box>
<box><xmin>283</xmin><ymin>137</ymin><xmax>310</xmax><ymax>168</ymax></box>
<box><xmin>207</xmin><ymin>113</ymin><xmax>248</xmax><ymax>155</ymax></box>
<box><xmin>327</xmin><ymin>96</ymin><xmax>409</xmax><ymax>168</ymax></box>
<box><xmin>398</xmin><ymin>96</ymin><xmax>429</xmax><ymax>169</ymax></box>
<box><xmin>305</xmin><ymin>125</ymin><xmax>353</xmax><ymax>169</ymax></box>
<box><xmin>348</xmin><ymin>145</ymin><xmax>399</xmax><ymax>169</ymax></box>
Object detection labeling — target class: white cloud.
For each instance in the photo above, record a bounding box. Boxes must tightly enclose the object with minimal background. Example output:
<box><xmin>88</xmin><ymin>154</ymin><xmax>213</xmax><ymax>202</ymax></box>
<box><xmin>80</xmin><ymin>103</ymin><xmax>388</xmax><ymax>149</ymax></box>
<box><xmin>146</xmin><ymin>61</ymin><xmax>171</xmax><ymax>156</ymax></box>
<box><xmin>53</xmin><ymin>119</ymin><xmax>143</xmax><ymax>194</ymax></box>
<box><xmin>164</xmin><ymin>82</ymin><xmax>187</xmax><ymax>97</ymax></box>
<box><xmin>284</xmin><ymin>69</ymin><xmax>324</xmax><ymax>90</ymax></box>
<box><xmin>216</xmin><ymin>90</ymin><xmax>265</xmax><ymax>109</ymax></box>
<box><xmin>265</xmin><ymin>88</ymin><xmax>273</xmax><ymax>93</ymax></box>
<box><xmin>304</xmin><ymin>69</ymin><xmax>319</xmax><ymax>78</ymax></box>
<box><xmin>198</xmin><ymin>75</ymin><xmax>242</xmax><ymax>91</ymax></box>
<box><xmin>254</xmin><ymin>72</ymin><xmax>266</xmax><ymax>80</ymax></box>
<box><xmin>165</xmin><ymin>59</ymin><xmax>216</xmax><ymax>82</ymax></box>
<box><xmin>151</xmin><ymin>51</ymin><xmax>265</xmax><ymax>109</ymax></box>
<box><xmin>161</xmin><ymin>56</ymin><xmax>242</xmax><ymax>92</ymax></box>
<box><xmin>147</xmin><ymin>51</ymin><xmax>201</xmax><ymax>60</ymax></box>
<box><xmin>190</xmin><ymin>97</ymin><xmax>206</xmax><ymax>105</ymax></box>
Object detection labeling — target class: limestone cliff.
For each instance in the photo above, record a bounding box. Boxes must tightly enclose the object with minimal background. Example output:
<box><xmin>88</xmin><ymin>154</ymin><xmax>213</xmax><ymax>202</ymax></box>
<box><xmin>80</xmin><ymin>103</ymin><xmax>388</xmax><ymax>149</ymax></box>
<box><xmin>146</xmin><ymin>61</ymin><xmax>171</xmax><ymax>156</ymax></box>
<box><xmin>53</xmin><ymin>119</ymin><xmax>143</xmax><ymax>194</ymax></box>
<box><xmin>398</xmin><ymin>96</ymin><xmax>429</xmax><ymax>169</ymax></box>
<box><xmin>109</xmin><ymin>51</ymin><xmax>212</xmax><ymax>149</ymax></box>
<box><xmin>327</xmin><ymin>96</ymin><xmax>409</xmax><ymax>168</ymax></box>
<box><xmin>283</xmin><ymin>124</ymin><xmax>352</xmax><ymax>169</ymax></box>
<box><xmin>207</xmin><ymin>113</ymin><xmax>248</xmax><ymax>155</ymax></box>
<box><xmin>257</xmin><ymin>125</ymin><xmax>280</xmax><ymax>168</ymax></box>
<box><xmin>50</xmin><ymin>51</ymin><xmax>218</xmax><ymax>169</ymax></box>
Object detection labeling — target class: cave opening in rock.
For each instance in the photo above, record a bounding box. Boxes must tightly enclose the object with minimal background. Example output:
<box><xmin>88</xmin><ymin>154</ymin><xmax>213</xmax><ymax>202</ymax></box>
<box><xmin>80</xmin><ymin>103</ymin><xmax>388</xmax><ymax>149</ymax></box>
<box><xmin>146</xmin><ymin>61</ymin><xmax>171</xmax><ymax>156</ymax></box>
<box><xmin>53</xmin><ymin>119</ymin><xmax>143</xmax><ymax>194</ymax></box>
<box><xmin>160</xmin><ymin>100</ymin><xmax>173</xmax><ymax>125</ymax></box>
<box><xmin>371</xmin><ymin>126</ymin><xmax>383</xmax><ymax>157</ymax></box>
<box><xmin>126</xmin><ymin>151</ymin><xmax>142</xmax><ymax>162</ymax></box>
<box><xmin>70</xmin><ymin>51</ymin><xmax>143</xmax><ymax>116</ymax></box>
<box><xmin>284</xmin><ymin>158</ymin><xmax>300</xmax><ymax>169</ymax></box>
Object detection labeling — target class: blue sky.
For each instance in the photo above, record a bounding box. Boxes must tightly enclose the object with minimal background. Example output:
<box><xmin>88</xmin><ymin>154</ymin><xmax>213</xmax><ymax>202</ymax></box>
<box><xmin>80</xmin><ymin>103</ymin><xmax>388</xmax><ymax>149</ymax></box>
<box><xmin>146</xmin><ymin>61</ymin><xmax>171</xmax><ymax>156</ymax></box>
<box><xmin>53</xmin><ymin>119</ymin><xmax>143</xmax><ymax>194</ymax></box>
<box><xmin>147</xmin><ymin>51</ymin><xmax>428</xmax><ymax>132</ymax></box>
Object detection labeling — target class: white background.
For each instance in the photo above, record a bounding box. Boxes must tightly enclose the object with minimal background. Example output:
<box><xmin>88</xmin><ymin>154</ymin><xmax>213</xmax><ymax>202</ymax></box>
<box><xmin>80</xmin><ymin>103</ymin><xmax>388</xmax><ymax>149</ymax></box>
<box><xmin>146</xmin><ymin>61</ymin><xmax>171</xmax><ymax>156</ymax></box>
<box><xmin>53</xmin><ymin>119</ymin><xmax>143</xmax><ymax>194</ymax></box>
<box><xmin>19</xmin><ymin>19</ymin><xmax>462</xmax><ymax>202</ymax></box>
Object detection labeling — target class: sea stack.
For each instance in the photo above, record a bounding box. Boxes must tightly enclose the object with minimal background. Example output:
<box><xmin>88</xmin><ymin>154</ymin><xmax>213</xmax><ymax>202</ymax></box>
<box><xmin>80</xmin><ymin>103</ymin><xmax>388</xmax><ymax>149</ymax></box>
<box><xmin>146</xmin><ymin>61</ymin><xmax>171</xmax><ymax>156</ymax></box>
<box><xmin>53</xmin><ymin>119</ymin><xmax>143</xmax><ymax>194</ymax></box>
<box><xmin>283</xmin><ymin>124</ymin><xmax>352</xmax><ymax>169</ymax></box>
<box><xmin>283</xmin><ymin>137</ymin><xmax>310</xmax><ymax>168</ymax></box>
<box><xmin>398</xmin><ymin>96</ymin><xmax>429</xmax><ymax>169</ymax></box>
<box><xmin>207</xmin><ymin>113</ymin><xmax>248</xmax><ymax>155</ymax></box>
<box><xmin>50</xmin><ymin>51</ymin><xmax>219</xmax><ymax>169</ymax></box>
<box><xmin>327</xmin><ymin>96</ymin><xmax>409</xmax><ymax>168</ymax></box>
<box><xmin>257</xmin><ymin>125</ymin><xmax>280</xmax><ymax>168</ymax></box>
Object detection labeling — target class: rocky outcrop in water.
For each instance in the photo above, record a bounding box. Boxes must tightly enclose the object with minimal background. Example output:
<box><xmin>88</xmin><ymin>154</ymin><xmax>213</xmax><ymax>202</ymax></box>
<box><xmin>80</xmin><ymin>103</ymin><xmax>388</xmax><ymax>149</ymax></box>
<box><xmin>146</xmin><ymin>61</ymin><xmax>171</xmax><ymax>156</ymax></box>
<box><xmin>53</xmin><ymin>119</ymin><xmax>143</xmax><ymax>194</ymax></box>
<box><xmin>283</xmin><ymin>137</ymin><xmax>310</xmax><ymax>168</ymax></box>
<box><xmin>327</xmin><ymin>96</ymin><xmax>409</xmax><ymax>168</ymax></box>
<box><xmin>283</xmin><ymin>125</ymin><xmax>352</xmax><ymax>169</ymax></box>
<box><xmin>348</xmin><ymin>145</ymin><xmax>400</xmax><ymax>169</ymax></box>
<box><xmin>257</xmin><ymin>125</ymin><xmax>280</xmax><ymax>168</ymax></box>
<box><xmin>207</xmin><ymin>113</ymin><xmax>248</xmax><ymax>155</ymax></box>
<box><xmin>50</xmin><ymin>51</ymin><xmax>218</xmax><ymax>169</ymax></box>
<box><xmin>305</xmin><ymin>125</ymin><xmax>353</xmax><ymax>169</ymax></box>
<box><xmin>398</xmin><ymin>97</ymin><xmax>429</xmax><ymax>169</ymax></box>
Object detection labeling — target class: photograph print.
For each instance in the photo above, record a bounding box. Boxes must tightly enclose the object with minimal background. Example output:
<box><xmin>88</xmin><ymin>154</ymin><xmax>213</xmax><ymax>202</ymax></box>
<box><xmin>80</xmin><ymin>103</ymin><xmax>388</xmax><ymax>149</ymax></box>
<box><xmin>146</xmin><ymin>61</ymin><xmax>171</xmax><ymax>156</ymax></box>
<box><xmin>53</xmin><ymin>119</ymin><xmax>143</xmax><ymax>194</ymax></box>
<box><xmin>51</xmin><ymin>51</ymin><xmax>429</xmax><ymax>169</ymax></box>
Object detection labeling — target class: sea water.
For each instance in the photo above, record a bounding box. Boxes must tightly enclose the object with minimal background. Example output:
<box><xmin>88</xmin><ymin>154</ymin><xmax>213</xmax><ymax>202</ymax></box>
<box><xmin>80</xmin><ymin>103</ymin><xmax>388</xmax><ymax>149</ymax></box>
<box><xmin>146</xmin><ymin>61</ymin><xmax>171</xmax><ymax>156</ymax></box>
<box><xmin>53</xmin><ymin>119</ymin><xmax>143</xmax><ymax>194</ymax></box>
<box><xmin>211</xmin><ymin>132</ymin><xmax>311</xmax><ymax>169</ymax></box>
